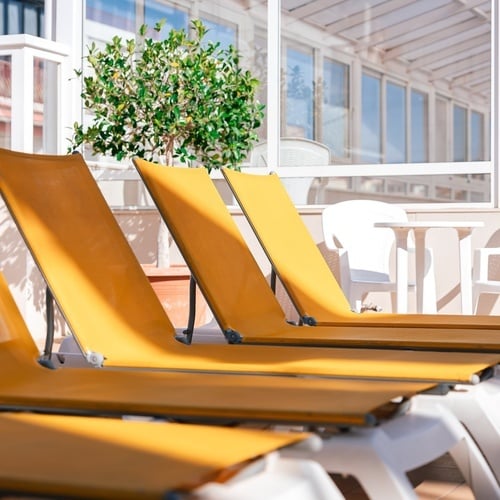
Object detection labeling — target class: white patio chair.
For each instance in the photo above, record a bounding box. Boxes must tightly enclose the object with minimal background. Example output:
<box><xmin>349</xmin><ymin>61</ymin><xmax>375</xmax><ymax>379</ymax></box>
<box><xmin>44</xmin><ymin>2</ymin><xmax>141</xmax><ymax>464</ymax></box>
<box><xmin>249</xmin><ymin>137</ymin><xmax>330</xmax><ymax>204</ymax></box>
<box><xmin>473</xmin><ymin>247</ymin><xmax>500</xmax><ymax>313</ymax></box>
<box><xmin>322</xmin><ymin>199</ymin><xmax>436</xmax><ymax>313</ymax></box>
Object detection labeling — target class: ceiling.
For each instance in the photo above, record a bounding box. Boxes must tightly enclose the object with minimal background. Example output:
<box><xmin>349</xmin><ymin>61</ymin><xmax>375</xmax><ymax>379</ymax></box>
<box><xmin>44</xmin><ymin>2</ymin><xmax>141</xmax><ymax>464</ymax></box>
<box><xmin>279</xmin><ymin>0</ymin><xmax>491</xmax><ymax>102</ymax></box>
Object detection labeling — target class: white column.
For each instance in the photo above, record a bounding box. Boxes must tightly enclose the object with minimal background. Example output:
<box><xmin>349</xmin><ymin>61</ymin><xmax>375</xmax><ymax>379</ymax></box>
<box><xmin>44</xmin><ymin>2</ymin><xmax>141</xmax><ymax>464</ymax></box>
<box><xmin>491</xmin><ymin>0</ymin><xmax>499</xmax><ymax>207</ymax></box>
<box><xmin>50</xmin><ymin>0</ymin><xmax>84</xmax><ymax>152</ymax></box>
<box><xmin>10</xmin><ymin>46</ymin><xmax>34</xmax><ymax>152</ymax></box>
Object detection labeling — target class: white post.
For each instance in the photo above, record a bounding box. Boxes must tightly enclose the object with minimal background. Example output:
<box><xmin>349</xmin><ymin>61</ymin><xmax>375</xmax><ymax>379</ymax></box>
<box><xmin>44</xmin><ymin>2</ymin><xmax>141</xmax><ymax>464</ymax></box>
<box><xmin>10</xmin><ymin>47</ymin><xmax>34</xmax><ymax>152</ymax></box>
<box><xmin>267</xmin><ymin>0</ymin><xmax>280</xmax><ymax>168</ymax></box>
<box><xmin>50</xmin><ymin>0</ymin><xmax>84</xmax><ymax>151</ymax></box>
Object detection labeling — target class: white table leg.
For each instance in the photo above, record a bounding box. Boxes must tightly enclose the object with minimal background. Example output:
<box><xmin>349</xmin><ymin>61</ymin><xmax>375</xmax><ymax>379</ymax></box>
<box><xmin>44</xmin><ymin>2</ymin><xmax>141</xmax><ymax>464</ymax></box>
<box><xmin>457</xmin><ymin>228</ymin><xmax>474</xmax><ymax>315</ymax></box>
<box><xmin>393</xmin><ymin>228</ymin><xmax>410</xmax><ymax>313</ymax></box>
<box><xmin>413</xmin><ymin>228</ymin><xmax>437</xmax><ymax>314</ymax></box>
<box><xmin>413</xmin><ymin>228</ymin><xmax>426</xmax><ymax>314</ymax></box>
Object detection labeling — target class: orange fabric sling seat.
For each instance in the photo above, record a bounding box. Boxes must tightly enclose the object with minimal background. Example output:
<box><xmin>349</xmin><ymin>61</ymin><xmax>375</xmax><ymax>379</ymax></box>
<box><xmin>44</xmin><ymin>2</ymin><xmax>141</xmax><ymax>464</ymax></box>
<box><xmin>0</xmin><ymin>412</ymin><xmax>329</xmax><ymax>500</ymax></box>
<box><xmin>133</xmin><ymin>158</ymin><xmax>500</xmax><ymax>483</ymax></box>
<box><xmin>136</xmin><ymin>159</ymin><xmax>500</xmax><ymax>351</ymax></box>
<box><xmin>223</xmin><ymin>167</ymin><xmax>500</xmax><ymax>330</ymax></box>
<box><xmin>2</xmin><ymin>149</ymin><xmax>500</xmax><ymax>496</ymax></box>
<box><xmin>0</xmin><ymin>269</ymin><xmax>472</xmax><ymax>499</ymax></box>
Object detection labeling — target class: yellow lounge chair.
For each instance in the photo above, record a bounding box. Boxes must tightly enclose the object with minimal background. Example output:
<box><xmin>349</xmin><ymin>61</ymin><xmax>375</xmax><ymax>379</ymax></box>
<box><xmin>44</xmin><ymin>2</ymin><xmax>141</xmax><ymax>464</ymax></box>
<box><xmin>0</xmin><ymin>149</ymin><xmax>495</xmax><ymax>380</ymax></box>
<box><xmin>133</xmin><ymin>158</ymin><xmax>500</xmax><ymax>479</ymax></box>
<box><xmin>135</xmin><ymin>160</ymin><xmax>500</xmax><ymax>350</ymax></box>
<box><xmin>223</xmin><ymin>168</ymin><xmax>500</xmax><ymax>330</ymax></box>
<box><xmin>0</xmin><ymin>412</ymin><xmax>339</xmax><ymax>500</ymax></box>
<box><xmin>0</xmin><ymin>270</ymin><xmax>477</xmax><ymax>499</ymax></box>
<box><xmin>1</xmin><ymin>149</ymin><xmax>500</xmax><ymax>496</ymax></box>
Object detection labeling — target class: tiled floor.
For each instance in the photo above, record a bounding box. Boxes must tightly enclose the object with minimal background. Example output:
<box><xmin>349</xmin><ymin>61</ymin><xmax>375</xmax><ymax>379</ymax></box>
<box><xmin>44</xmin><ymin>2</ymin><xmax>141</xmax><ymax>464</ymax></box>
<box><xmin>331</xmin><ymin>453</ymin><xmax>473</xmax><ymax>499</ymax></box>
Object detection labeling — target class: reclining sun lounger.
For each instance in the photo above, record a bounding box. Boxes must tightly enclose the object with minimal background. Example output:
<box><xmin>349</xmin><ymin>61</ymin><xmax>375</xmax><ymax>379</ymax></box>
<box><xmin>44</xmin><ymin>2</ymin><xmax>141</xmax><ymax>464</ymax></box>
<box><xmin>132</xmin><ymin>157</ymin><xmax>500</xmax><ymax>479</ymax></box>
<box><xmin>137</xmin><ymin>160</ymin><xmax>500</xmax><ymax>351</ymax></box>
<box><xmin>1</xmin><ymin>149</ymin><xmax>500</xmax><ymax>497</ymax></box>
<box><xmin>223</xmin><ymin>168</ymin><xmax>500</xmax><ymax>330</ymax></box>
<box><xmin>0</xmin><ymin>411</ymin><xmax>338</xmax><ymax>500</ymax></box>
<box><xmin>0</xmin><ymin>149</ymin><xmax>496</xmax><ymax>381</ymax></box>
<box><xmin>0</xmin><ymin>270</ymin><xmax>478</xmax><ymax>499</ymax></box>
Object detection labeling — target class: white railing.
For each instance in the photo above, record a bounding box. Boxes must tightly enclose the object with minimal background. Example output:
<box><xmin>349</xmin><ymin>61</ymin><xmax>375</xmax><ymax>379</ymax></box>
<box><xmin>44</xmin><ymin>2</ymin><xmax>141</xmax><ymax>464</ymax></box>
<box><xmin>0</xmin><ymin>34</ymin><xmax>70</xmax><ymax>153</ymax></box>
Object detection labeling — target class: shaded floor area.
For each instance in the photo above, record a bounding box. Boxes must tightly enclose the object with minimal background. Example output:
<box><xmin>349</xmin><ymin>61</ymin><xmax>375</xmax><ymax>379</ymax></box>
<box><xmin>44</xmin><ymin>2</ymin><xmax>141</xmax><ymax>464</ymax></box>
<box><xmin>332</xmin><ymin>453</ymin><xmax>473</xmax><ymax>499</ymax></box>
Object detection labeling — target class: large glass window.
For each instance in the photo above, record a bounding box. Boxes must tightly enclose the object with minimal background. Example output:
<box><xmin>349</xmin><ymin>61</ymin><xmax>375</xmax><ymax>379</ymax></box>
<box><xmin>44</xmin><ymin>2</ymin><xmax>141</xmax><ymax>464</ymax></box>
<box><xmin>322</xmin><ymin>58</ymin><xmax>349</xmax><ymax>159</ymax></box>
<box><xmin>453</xmin><ymin>105</ymin><xmax>467</xmax><ymax>162</ymax></box>
<box><xmin>435</xmin><ymin>96</ymin><xmax>449</xmax><ymax>162</ymax></box>
<box><xmin>145</xmin><ymin>2</ymin><xmax>188</xmax><ymax>36</ymax></box>
<box><xmin>86</xmin><ymin>0</ymin><xmax>135</xmax><ymax>32</ymax></box>
<box><xmin>285</xmin><ymin>47</ymin><xmax>314</xmax><ymax>139</ymax></box>
<box><xmin>386</xmin><ymin>82</ymin><xmax>406</xmax><ymax>163</ymax></box>
<box><xmin>0</xmin><ymin>0</ymin><xmax>43</xmax><ymax>35</ymax></box>
<box><xmin>411</xmin><ymin>90</ymin><xmax>427</xmax><ymax>163</ymax></box>
<box><xmin>361</xmin><ymin>73</ymin><xmax>381</xmax><ymax>163</ymax></box>
<box><xmin>471</xmin><ymin>111</ymin><xmax>484</xmax><ymax>161</ymax></box>
<box><xmin>201</xmin><ymin>17</ymin><xmax>237</xmax><ymax>49</ymax></box>
<box><xmin>80</xmin><ymin>0</ymin><xmax>492</xmax><ymax>205</ymax></box>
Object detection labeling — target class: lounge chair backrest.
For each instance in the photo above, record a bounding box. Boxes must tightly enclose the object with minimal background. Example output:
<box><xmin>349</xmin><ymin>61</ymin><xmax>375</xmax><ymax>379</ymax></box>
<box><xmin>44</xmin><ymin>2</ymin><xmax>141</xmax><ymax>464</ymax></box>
<box><xmin>134</xmin><ymin>161</ymin><xmax>290</xmax><ymax>338</ymax></box>
<box><xmin>222</xmin><ymin>168</ymin><xmax>355</xmax><ymax>324</ymax></box>
<box><xmin>0</xmin><ymin>148</ymin><xmax>174</xmax><ymax>358</ymax></box>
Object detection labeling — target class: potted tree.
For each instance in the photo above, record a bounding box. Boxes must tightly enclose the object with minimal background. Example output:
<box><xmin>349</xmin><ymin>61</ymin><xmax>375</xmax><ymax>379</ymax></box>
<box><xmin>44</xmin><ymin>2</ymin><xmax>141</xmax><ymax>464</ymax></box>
<box><xmin>71</xmin><ymin>19</ymin><xmax>264</xmax><ymax>326</ymax></box>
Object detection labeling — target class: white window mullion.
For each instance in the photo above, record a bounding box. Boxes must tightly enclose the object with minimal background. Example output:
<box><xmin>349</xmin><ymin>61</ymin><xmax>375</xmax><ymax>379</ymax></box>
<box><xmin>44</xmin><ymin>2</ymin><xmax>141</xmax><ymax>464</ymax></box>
<box><xmin>491</xmin><ymin>0</ymin><xmax>499</xmax><ymax>206</ymax></box>
<box><xmin>406</xmin><ymin>84</ymin><xmax>411</xmax><ymax>162</ymax></box>
<box><xmin>381</xmin><ymin>74</ymin><xmax>386</xmax><ymax>163</ymax></box>
<box><xmin>351</xmin><ymin>59</ymin><xmax>361</xmax><ymax>163</ymax></box>
<box><xmin>10</xmin><ymin>47</ymin><xmax>34</xmax><ymax>152</ymax></box>
<box><xmin>267</xmin><ymin>0</ymin><xmax>280</xmax><ymax>168</ymax></box>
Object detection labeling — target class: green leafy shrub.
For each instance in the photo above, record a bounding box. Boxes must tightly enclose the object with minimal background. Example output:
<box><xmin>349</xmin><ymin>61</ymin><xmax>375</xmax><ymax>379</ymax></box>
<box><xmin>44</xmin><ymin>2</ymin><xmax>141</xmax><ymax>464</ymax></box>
<box><xmin>71</xmin><ymin>19</ymin><xmax>264</xmax><ymax>171</ymax></box>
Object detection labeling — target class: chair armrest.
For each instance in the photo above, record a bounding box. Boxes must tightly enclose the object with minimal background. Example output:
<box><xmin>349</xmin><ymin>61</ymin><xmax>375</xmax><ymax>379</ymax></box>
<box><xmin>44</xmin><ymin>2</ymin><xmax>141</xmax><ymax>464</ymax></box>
<box><xmin>322</xmin><ymin>247</ymin><xmax>351</xmax><ymax>290</ymax></box>
<box><xmin>473</xmin><ymin>247</ymin><xmax>500</xmax><ymax>282</ymax></box>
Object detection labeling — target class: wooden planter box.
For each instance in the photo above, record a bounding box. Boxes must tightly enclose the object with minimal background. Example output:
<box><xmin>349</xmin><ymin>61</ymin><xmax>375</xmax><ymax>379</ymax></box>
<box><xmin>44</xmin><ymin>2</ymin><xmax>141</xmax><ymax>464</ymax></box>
<box><xmin>141</xmin><ymin>264</ymin><xmax>211</xmax><ymax>328</ymax></box>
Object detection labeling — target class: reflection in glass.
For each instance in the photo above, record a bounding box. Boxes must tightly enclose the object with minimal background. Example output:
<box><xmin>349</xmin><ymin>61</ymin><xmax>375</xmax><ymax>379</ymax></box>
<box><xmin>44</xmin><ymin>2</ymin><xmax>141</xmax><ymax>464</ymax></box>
<box><xmin>145</xmin><ymin>2</ymin><xmax>188</xmax><ymax>37</ymax></box>
<box><xmin>86</xmin><ymin>0</ymin><xmax>135</xmax><ymax>32</ymax></box>
<box><xmin>435</xmin><ymin>97</ymin><xmax>448</xmax><ymax>162</ymax></box>
<box><xmin>453</xmin><ymin>105</ymin><xmax>467</xmax><ymax>162</ymax></box>
<box><xmin>33</xmin><ymin>57</ymin><xmax>44</xmax><ymax>152</ymax></box>
<box><xmin>7</xmin><ymin>0</ymin><xmax>21</xmax><ymax>33</ymax></box>
<box><xmin>322</xmin><ymin>58</ymin><xmax>349</xmax><ymax>159</ymax></box>
<box><xmin>411</xmin><ymin>90</ymin><xmax>427</xmax><ymax>163</ymax></box>
<box><xmin>361</xmin><ymin>73</ymin><xmax>381</xmax><ymax>163</ymax></box>
<box><xmin>471</xmin><ymin>111</ymin><xmax>483</xmax><ymax>161</ymax></box>
<box><xmin>285</xmin><ymin>48</ymin><xmax>313</xmax><ymax>139</ymax></box>
<box><xmin>201</xmin><ymin>17</ymin><xmax>236</xmax><ymax>49</ymax></box>
<box><xmin>0</xmin><ymin>56</ymin><xmax>11</xmax><ymax>149</ymax></box>
<box><xmin>386</xmin><ymin>82</ymin><xmax>406</xmax><ymax>163</ymax></box>
<box><xmin>312</xmin><ymin>174</ymin><xmax>490</xmax><ymax>205</ymax></box>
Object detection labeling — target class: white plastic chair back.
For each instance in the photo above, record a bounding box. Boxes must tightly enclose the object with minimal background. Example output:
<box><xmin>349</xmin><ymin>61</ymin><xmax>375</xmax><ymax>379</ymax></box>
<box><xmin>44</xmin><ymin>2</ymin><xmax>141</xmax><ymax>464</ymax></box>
<box><xmin>322</xmin><ymin>200</ymin><xmax>408</xmax><ymax>283</ymax></box>
<box><xmin>473</xmin><ymin>248</ymin><xmax>500</xmax><ymax>313</ymax></box>
<box><xmin>322</xmin><ymin>199</ymin><xmax>437</xmax><ymax>313</ymax></box>
<box><xmin>249</xmin><ymin>138</ymin><xmax>330</xmax><ymax>204</ymax></box>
